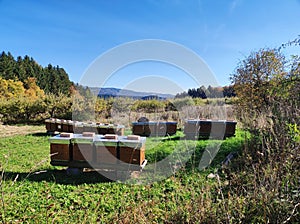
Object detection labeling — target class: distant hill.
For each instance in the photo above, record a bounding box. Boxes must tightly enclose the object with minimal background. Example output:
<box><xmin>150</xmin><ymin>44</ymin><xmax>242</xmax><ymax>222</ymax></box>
<box><xmin>89</xmin><ymin>87</ymin><xmax>174</xmax><ymax>99</ymax></box>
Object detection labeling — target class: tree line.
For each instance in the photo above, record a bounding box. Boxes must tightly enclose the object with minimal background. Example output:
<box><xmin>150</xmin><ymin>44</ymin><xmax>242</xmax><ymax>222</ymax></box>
<box><xmin>175</xmin><ymin>85</ymin><xmax>236</xmax><ymax>99</ymax></box>
<box><xmin>0</xmin><ymin>51</ymin><xmax>72</xmax><ymax>95</ymax></box>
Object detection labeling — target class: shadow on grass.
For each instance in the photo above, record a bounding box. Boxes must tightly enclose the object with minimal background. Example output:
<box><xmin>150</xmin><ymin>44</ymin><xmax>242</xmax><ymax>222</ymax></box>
<box><xmin>28</xmin><ymin>132</ymin><xmax>51</xmax><ymax>137</ymax></box>
<box><xmin>161</xmin><ymin>136</ymin><xmax>181</xmax><ymax>141</ymax></box>
<box><xmin>3</xmin><ymin>169</ymin><xmax>113</xmax><ymax>185</ymax></box>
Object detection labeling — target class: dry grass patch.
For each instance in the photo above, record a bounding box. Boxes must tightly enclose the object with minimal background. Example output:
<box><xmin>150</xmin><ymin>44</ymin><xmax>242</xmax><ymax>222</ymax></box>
<box><xmin>0</xmin><ymin>124</ymin><xmax>45</xmax><ymax>138</ymax></box>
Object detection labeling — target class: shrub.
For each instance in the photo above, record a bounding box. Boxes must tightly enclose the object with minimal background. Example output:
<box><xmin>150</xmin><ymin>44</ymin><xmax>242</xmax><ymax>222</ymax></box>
<box><xmin>228</xmin><ymin>48</ymin><xmax>300</xmax><ymax>222</ymax></box>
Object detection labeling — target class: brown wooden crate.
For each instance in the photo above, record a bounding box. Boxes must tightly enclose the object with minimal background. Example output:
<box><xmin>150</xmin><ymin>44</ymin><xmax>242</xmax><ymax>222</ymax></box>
<box><xmin>73</xmin><ymin>143</ymin><xmax>93</xmax><ymax>162</ymax></box>
<box><xmin>61</xmin><ymin>123</ymin><xmax>69</xmax><ymax>132</ymax></box>
<box><xmin>132</xmin><ymin>125</ymin><xmax>144</xmax><ymax>135</ymax></box>
<box><xmin>97</xmin><ymin>127</ymin><xmax>106</xmax><ymax>135</ymax></box>
<box><xmin>74</xmin><ymin>126</ymin><xmax>84</xmax><ymax>134</ymax></box>
<box><xmin>45</xmin><ymin>122</ymin><xmax>52</xmax><ymax>132</ymax></box>
<box><xmin>68</xmin><ymin>124</ymin><xmax>74</xmax><ymax>133</ymax></box>
<box><xmin>166</xmin><ymin>123</ymin><xmax>177</xmax><ymax>135</ymax></box>
<box><xmin>145</xmin><ymin>124</ymin><xmax>157</xmax><ymax>137</ymax></box>
<box><xmin>56</xmin><ymin>123</ymin><xmax>62</xmax><ymax>132</ymax></box>
<box><xmin>97</xmin><ymin>127</ymin><xmax>118</xmax><ymax>135</ymax></box>
<box><xmin>120</xmin><ymin>146</ymin><xmax>145</xmax><ymax>165</ymax></box>
<box><xmin>95</xmin><ymin>146</ymin><xmax>117</xmax><ymax>164</ymax></box>
<box><xmin>156</xmin><ymin>123</ymin><xmax>167</xmax><ymax>136</ymax></box>
<box><xmin>184</xmin><ymin>123</ymin><xmax>200</xmax><ymax>134</ymax></box>
<box><xmin>225</xmin><ymin>122</ymin><xmax>236</xmax><ymax>136</ymax></box>
<box><xmin>210</xmin><ymin>122</ymin><xmax>225</xmax><ymax>138</ymax></box>
<box><xmin>50</xmin><ymin>123</ymin><xmax>57</xmax><ymax>132</ymax></box>
<box><xmin>199</xmin><ymin>122</ymin><xmax>212</xmax><ymax>135</ymax></box>
<box><xmin>106</xmin><ymin>128</ymin><xmax>115</xmax><ymax>134</ymax></box>
<box><xmin>50</xmin><ymin>144</ymin><xmax>69</xmax><ymax>161</ymax></box>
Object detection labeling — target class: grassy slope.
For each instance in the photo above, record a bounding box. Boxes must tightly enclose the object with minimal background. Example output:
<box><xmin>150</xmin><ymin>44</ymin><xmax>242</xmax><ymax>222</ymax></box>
<box><xmin>0</xmin><ymin>130</ymin><xmax>246</xmax><ymax>223</ymax></box>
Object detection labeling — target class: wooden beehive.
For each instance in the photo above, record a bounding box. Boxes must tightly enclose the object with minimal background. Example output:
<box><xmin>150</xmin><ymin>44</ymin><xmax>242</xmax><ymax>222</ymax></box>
<box><xmin>68</xmin><ymin>120</ymin><xmax>74</xmax><ymax>133</ymax></box>
<box><xmin>133</xmin><ymin>121</ymin><xmax>177</xmax><ymax>137</ymax></box>
<box><xmin>97</xmin><ymin>124</ymin><xmax>124</xmax><ymax>136</ymax></box>
<box><xmin>132</xmin><ymin>122</ymin><xmax>145</xmax><ymax>135</ymax></box>
<box><xmin>145</xmin><ymin>122</ymin><xmax>157</xmax><ymax>137</ymax></box>
<box><xmin>210</xmin><ymin>120</ymin><xmax>226</xmax><ymax>139</ymax></box>
<box><xmin>71</xmin><ymin>133</ymin><xmax>95</xmax><ymax>162</ymax></box>
<box><xmin>54</xmin><ymin>119</ymin><xmax>62</xmax><ymax>132</ymax></box>
<box><xmin>45</xmin><ymin>119</ymin><xmax>51</xmax><ymax>132</ymax></box>
<box><xmin>132</xmin><ymin>122</ymin><xmax>157</xmax><ymax>137</ymax></box>
<box><xmin>184</xmin><ymin>120</ymin><xmax>200</xmax><ymax>139</ymax></box>
<box><xmin>156</xmin><ymin>122</ymin><xmax>167</xmax><ymax>137</ymax></box>
<box><xmin>184</xmin><ymin>120</ymin><xmax>237</xmax><ymax>139</ymax></box>
<box><xmin>73</xmin><ymin>122</ymin><xmax>84</xmax><ymax>134</ymax></box>
<box><xmin>49</xmin><ymin>133</ymin><xmax>73</xmax><ymax>163</ymax></box>
<box><xmin>45</xmin><ymin>118</ymin><xmax>57</xmax><ymax>132</ymax></box>
<box><xmin>96</xmin><ymin>124</ymin><xmax>110</xmax><ymax>135</ymax></box>
<box><xmin>119</xmin><ymin>136</ymin><xmax>146</xmax><ymax>165</ymax></box>
<box><xmin>199</xmin><ymin>120</ymin><xmax>212</xmax><ymax>137</ymax></box>
<box><xmin>61</xmin><ymin>120</ymin><xmax>69</xmax><ymax>132</ymax></box>
<box><xmin>166</xmin><ymin>122</ymin><xmax>177</xmax><ymax>135</ymax></box>
<box><xmin>94</xmin><ymin>134</ymin><xmax>118</xmax><ymax>164</ymax></box>
<box><xmin>225</xmin><ymin>121</ymin><xmax>237</xmax><ymax>137</ymax></box>
<box><xmin>45</xmin><ymin>118</ymin><xmax>55</xmax><ymax>132</ymax></box>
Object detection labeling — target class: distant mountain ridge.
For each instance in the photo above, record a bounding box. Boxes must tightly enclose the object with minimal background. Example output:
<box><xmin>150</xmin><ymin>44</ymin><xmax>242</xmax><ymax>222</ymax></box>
<box><xmin>89</xmin><ymin>87</ymin><xmax>174</xmax><ymax>99</ymax></box>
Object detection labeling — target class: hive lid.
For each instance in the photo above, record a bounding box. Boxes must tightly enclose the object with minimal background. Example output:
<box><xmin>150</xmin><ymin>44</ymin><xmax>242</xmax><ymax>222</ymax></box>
<box><xmin>94</xmin><ymin>135</ymin><xmax>118</xmax><ymax>146</ymax></box>
<box><xmin>165</xmin><ymin>121</ymin><xmax>178</xmax><ymax>124</ymax></box>
<box><xmin>82</xmin><ymin>132</ymin><xmax>95</xmax><ymax>137</ymax></box>
<box><xmin>104</xmin><ymin>134</ymin><xmax>118</xmax><ymax>140</ymax></box>
<box><xmin>72</xmin><ymin>133</ymin><xmax>95</xmax><ymax>143</ymax></box>
<box><xmin>127</xmin><ymin>135</ymin><xmax>140</xmax><ymax>141</ymax></box>
<box><xmin>119</xmin><ymin>136</ymin><xmax>146</xmax><ymax>148</ymax></box>
<box><xmin>49</xmin><ymin>134</ymin><xmax>73</xmax><ymax>143</ymax></box>
<box><xmin>60</xmin><ymin>132</ymin><xmax>74</xmax><ymax>138</ymax></box>
<box><xmin>55</xmin><ymin>119</ymin><xmax>62</xmax><ymax>123</ymax></box>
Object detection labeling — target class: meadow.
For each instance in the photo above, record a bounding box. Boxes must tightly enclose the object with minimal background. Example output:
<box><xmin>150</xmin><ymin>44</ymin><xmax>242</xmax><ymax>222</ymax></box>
<box><xmin>0</xmin><ymin>125</ymin><xmax>246</xmax><ymax>223</ymax></box>
<box><xmin>1</xmin><ymin>47</ymin><xmax>299</xmax><ymax>223</ymax></box>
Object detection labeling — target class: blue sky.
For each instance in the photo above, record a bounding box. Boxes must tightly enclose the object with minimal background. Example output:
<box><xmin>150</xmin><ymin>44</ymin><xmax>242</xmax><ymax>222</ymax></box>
<box><xmin>1</xmin><ymin>0</ymin><xmax>300</xmax><ymax>94</ymax></box>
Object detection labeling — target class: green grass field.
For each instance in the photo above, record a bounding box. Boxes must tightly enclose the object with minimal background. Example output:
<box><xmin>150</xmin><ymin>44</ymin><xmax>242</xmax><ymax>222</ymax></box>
<box><xmin>0</xmin><ymin>128</ymin><xmax>246</xmax><ymax>223</ymax></box>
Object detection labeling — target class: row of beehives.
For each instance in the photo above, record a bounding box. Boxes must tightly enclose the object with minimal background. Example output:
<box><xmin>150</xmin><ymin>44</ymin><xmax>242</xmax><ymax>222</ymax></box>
<box><xmin>45</xmin><ymin>118</ymin><xmax>124</xmax><ymax>135</ymax></box>
<box><xmin>46</xmin><ymin>118</ymin><xmax>237</xmax><ymax>139</ymax></box>
<box><xmin>131</xmin><ymin>121</ymin><xmax>178</xmax><ymax>137</ymax></box>
<box><xmin>49</xmin><ymin>132</ymin><xmax>146</xmax><ymax>169</ymax></box>
<box><xmin>131</xmin><ymin>119</ymin><xmax>237</xmax><ymax>139</ymax></box>
<box><xmin>183</xmin><ymin>119</ymin><xmax>237</xmax><ymax>139</ymax></box>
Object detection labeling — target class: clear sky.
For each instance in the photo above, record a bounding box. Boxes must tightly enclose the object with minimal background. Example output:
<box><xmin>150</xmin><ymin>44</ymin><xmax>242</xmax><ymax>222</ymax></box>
<box><xmin>1</xmin><ymin>0</ymin><xmax>300</xmax><ymax>94</ymax></box>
